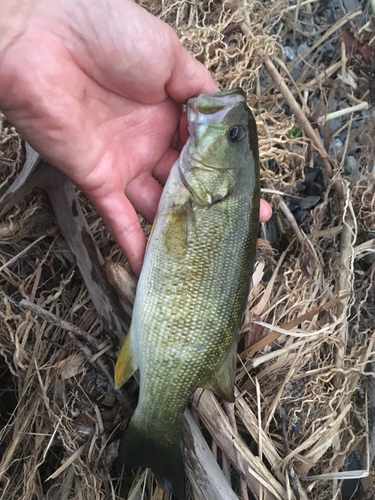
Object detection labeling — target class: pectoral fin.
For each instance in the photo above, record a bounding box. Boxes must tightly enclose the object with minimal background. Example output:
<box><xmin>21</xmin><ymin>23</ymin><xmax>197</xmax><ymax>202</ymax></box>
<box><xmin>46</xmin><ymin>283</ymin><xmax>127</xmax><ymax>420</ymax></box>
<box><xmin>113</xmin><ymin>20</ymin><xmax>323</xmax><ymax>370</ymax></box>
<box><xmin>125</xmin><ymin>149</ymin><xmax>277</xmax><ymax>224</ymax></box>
<box><xmin>146</xmin><ymin>212</ymin><xmax>158</xmax><ymax>252</ymax></box>
<box><xmin>164</xmin><ymin>209</ymin><xmax>188</xmax><ymax>259</ymax></box>
<box><xmin>115</xmin><ymin>325</ymin><xmax>136</xmax><ymax>389</ymax></box>
<box><xmin>203</xmin><ymin>340</ymin><xmax>237</xmax><ymax>403</ymax></box>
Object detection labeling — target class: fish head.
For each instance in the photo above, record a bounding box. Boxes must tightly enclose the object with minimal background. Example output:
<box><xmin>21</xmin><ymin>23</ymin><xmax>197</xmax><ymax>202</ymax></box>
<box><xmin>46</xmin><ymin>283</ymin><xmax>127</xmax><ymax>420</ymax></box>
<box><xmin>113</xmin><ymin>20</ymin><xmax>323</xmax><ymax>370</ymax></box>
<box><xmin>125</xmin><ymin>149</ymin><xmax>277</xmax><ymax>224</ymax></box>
<box><xmin>180</xmin><ymin>88</ymin><xmax>259</xmax><ymax>206</ymax></box>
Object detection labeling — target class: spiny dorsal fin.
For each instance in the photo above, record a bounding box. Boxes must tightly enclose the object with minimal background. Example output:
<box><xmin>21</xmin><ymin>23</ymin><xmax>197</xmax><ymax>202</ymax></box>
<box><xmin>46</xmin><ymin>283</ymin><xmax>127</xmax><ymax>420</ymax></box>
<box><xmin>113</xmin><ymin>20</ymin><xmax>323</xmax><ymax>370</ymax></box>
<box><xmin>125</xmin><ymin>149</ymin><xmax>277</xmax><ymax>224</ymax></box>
<box><xmin>202</xmin><ymin>340</ymin><xmax>237</xmax><ymax>403</ymax></box>
<box><xmin>115</xmin><ymin>325</ymin><xmax>136</xmax><ymax>389</ymax></box>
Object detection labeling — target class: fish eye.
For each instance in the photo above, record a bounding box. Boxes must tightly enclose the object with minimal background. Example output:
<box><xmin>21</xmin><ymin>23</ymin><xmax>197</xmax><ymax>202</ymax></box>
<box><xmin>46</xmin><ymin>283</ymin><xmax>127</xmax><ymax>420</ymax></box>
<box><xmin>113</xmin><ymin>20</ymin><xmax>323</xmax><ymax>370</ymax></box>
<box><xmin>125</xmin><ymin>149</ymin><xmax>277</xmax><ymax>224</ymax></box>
<box><xmin>227</xmin><ymin>125</ymin><xmax>247</xmax><ymax>143</ymax></box>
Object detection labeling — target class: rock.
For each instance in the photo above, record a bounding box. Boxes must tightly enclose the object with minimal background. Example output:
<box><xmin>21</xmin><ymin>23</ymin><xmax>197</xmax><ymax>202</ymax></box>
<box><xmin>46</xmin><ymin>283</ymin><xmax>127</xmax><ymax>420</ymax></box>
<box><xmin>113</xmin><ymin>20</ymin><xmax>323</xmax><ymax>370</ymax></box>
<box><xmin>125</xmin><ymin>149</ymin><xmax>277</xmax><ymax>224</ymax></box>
<box><xmin>297</xmin><ymin>195</ymin><xmax>321</xmax><ymax>210</ymax></box>
<box><xmin>294</xmin><ymin>209</ymin><xmax>310</xmax><ymax>224</ymax></box>
<box><xmin>260</xmin><ymin>215</ymin><xmax>278</xmax><ymax>245</ymax></box>
<box><xmin>338</xmin><ymin>129</ymin><xmax>348</xmax><ymax>144</ymax></box>
<box><xmin>303</xmin><ymin>166</ymin><xmax>328</xmax><ymax>196</ymax></box>
<box><xmin>362</xmin><ymin>109</ymin><xmax>370</xmax><ymax>121</ymax></box>
<box><xmin>329</xmin><ymin>138</ymin><xmax>343</xmax><ymax>158</ymax></box>
<box><xmin>343</xmin><ymin>0</ymin><xmax>360</xmax><ymax>11</ymax></box>
<box><xmin>293</xmin><ymin>423</ymin><xmax>302</xmax><ymax>434</ymax></box>
<box><xmin>304</xmin><ymin>167</ymin><xmax>319</xmax><ymax>184</ymax></box>
<box><xmin>291</xmin><ymin>63</ymin><xmax>303</xmax><ymax>81</ymax></box>
<box><xmin>330</xmin><ymin>117</ymin><xmax>342</xmax><ymax>133</ymax></box>
<box><xmin>323</xmin><ymin>9</ymin><xmax>335</xmax><ymax>23</ymax></box>
<box><xmin>344</xmin><ymin>155</ymin><xmax>357</xmax><ymax>174</ymax></box>
<box><xmin>341</xmin><ymin>453</ymin><xmax>362</xmax><ymax>499</ymax></box>
<box><xmin>284</xmin><ymin>46</ymin><xmax>295</xmax><ymax>60</ymax></box>
<box><xmin>297</xmin><ymin>42</ymin><xmax>309</xmax><ymax>57</ymax></box>
<box><xmin>307</xmin><ymin>182</ymin><xmax>324</xmax><ymax>196</ymax></box>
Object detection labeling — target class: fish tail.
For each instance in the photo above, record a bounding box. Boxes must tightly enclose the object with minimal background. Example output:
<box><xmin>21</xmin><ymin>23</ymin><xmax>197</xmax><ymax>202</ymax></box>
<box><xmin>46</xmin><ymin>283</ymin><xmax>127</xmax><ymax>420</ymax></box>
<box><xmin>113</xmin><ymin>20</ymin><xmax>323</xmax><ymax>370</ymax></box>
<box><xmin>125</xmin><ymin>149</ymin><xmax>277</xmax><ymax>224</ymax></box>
<box><xmin>116</xmin><ymin>413</ymin><xmax>186</xmax><ymax>500</ymax></box>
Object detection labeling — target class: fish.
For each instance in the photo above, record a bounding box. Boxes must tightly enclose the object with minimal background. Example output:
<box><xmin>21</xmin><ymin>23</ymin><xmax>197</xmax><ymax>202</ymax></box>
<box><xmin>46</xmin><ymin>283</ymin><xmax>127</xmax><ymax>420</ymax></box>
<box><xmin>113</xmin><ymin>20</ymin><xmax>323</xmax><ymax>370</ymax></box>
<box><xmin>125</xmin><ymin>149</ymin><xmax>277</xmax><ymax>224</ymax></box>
<box><xmin>115</xmin><ymin>88</ymin><xmax>260</xmax><ymax>499</ymax></box>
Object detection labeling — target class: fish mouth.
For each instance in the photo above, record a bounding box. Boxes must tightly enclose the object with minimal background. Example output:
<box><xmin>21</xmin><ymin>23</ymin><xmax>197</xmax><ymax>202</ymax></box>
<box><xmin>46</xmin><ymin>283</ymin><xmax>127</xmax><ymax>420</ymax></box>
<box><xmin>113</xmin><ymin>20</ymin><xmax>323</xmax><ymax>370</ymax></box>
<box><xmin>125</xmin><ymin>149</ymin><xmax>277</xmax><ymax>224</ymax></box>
<box><xmin>186</xmin><ymin>88</ymin><xmax>247</xmax><ymax>137</ymax></box>
<box><xmin>187</xmin><ymin>88</ymin><xmax>246</xmax><ymax>114</ymax></box>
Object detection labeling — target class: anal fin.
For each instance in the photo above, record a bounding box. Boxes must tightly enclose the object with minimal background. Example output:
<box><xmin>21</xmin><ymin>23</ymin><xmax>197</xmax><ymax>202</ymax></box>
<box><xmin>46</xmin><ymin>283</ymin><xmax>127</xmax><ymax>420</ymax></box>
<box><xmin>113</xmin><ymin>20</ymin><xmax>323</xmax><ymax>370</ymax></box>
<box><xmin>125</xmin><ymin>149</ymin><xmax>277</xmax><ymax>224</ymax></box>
<box><xmin>202</xmin><ymin>340</ymin><xmax>237</xmax><ymax>402</ymax></box>
<box><xmin>115</xmin><ymin>325</ymin><xmax>136</xmax><ymax>389</ymax></box>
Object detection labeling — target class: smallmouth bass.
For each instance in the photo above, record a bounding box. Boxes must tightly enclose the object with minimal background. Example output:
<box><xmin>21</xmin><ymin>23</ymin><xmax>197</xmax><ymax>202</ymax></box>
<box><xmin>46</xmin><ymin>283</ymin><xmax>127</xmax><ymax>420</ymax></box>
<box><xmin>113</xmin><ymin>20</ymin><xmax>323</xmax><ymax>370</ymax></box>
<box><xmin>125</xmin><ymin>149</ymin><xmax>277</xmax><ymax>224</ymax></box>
<box><xmin>115</xmin><ymin>88</ymin><xmax>260</xmax><ymax>499</ymax></box>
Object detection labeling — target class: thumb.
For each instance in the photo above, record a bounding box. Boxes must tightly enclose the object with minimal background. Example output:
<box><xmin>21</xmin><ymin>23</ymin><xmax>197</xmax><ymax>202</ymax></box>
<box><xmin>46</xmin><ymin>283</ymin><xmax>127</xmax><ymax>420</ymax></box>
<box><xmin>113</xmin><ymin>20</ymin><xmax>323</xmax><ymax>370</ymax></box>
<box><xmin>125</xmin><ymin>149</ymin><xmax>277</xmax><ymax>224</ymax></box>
<box><xmin>166</xmin><ymin>37</ymin><xmax>219</xmax><ymax>103</ymax></box>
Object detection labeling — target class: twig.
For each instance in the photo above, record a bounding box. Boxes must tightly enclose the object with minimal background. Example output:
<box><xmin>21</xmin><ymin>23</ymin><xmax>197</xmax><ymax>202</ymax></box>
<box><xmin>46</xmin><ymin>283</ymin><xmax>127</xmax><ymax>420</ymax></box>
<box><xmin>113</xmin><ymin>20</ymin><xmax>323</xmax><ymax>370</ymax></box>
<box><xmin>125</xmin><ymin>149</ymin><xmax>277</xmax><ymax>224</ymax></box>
<box><xmin>298</xmin><ymin>61</ymin><xmax>342</xmax><ymax>90</ymax></box>
<box><xmin>183</xmin><ymin>410</ymin><xmax>239</xmax><ymax>500</ymax></box>
<box><xmin>264</xmin><ymin>343</ymin><xmax>304</xmax><ymax>431</ymax></box>
<box><xmin>287</xmin><ymin>9</ymin><xmax>362</xmax><ymax>72</ymax></box>
<box><xmin>0</xmin><ymin>399</ymin><xmax>39</xmax><ymax>481</ymax></box>
<box><xmin>19</xmin><ymin>299</ymin><xmax>102</xmax><ymax>350</ymax></box>
<box><xmin>334</xmin><ymin>186</ymin><xmax>356</xmax><ymax>387</ymax></box>
<box><xmin>317</xmin><ymin>102</ymin><xmax>368</xmax><ymax>124</ymax></box>
<box><xmin>241</xmin><ymin>292</ymin><xmax>350</xmax><ymax>360</ymax></box>
<box><xmin>18</xmin><ymin>299</ymin><xmax>130</xmax><ymax>407</ymax></box>
<box><xmin>0</xmin><ymin>145</ymin><xmax>131</xmax><ymax>348</ymax></box>
<box><xmin>104</xmin><ymin>261</ymin><xmax>136</xmax><ymax>306</ymax></box>
<box><xmin>60</xmin><ymin>465</ymin><xmax>76</xmax><ymax>500</ymax></box>
<box><xmin>193</xmin><ymin>390</ymin><xmax>287</xmax><ymax>500</ymax></box>
<box><xmin>46</xmin><ymin>443</ymin><xmax>86</xmax><ymax>480</ymax></box>
<box><xmin>225</xmin><ymin>402</ymin><xmax>249</xmax><ymax>500</ymax></box>
<box><xmin>277</xmin><ymin>197</ymin><xmax>306</xmax><ymax>246</ymax></box>
<box><xmin>354</xmin><ymin>238</ymin><xmax>375</xmax><ymax>257</ymax></box>
<box><xmin>262</xmin><ymin>56</ymin><xmax>334</xmax><ymax>181</ymax></box>
<box><xmin>0</xmin><ymin>233</ymin><xmax>50</xmax><ymax>273</ymax></box>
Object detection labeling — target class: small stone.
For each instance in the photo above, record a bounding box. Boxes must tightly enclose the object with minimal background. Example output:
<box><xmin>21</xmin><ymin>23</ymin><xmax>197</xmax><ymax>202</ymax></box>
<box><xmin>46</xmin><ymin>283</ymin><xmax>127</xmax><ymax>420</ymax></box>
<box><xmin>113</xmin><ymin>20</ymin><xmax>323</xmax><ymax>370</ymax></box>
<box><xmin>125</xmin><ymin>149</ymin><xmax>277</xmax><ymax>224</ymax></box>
<box><xmin>293</xmin><ymin>423</ymin><xmax>302</xmax><ymax>434</ymax></box>
<box><xmin>323</xmin><ymin>10</ymin><xmax>335</xmax><ymax>23</ymax></box>
<box><xmin>294</xmin><ymin>210</ymin><xmax>310</xmax><ymax>224</ymax></box>
<box><xmin>330</xmin><ymin>117</ymin><xmax>342</xmax><ymax>133</ymax></box>
<box><xmin>362</xmin><ymin>109</ymin><xmax>370</xmax><ymax>121</ymax></box>
<box><xmin>291</xmin><ymin>63</ymin><xmax>303</xmax><ymax>81</ymax></box>
<box><xmin>329</xmin><ymin>138</ymin><xmax>343</xmax><ymax>158</ymax></box>
<box><xmin>344</xmin><ymin>155</ymin><xmax>357</xmax><ymax>175</ymax></box>
<box><xmin>343</xmin><ymin>0</ymin><xmax>360</xmax><ymax>10</ymax></box>
<box><xmin>304</xmin><ymin>167</ymin><xmax>318</xmax><ymax>184</ymax></box>
<box><xmin>307</xmin><ymin>182</ymin><xmax>324</xmax><ymax>196</ymax></box>
<box><xmin>352</xmin><ymin>118</ymin><xmax>365</xmax><ymax>129</ymax></box>
<box><xmin>261</xmin><ymin>216</ymin><xmax>278</xmax><ymax>245</ymax></box>
<box><xmin>341</xmin><ymin>453</ymin><xmax>361</xmax><ymax>499</ymax></box>
<box><xmin>284</xmin><ymin>46</ymin><xmax>295</xmax><ymax>60</ymax></box>
<box><xmin>297</xmin><ymin>42</ymin><xmax>309</xmax><ymax>57</ymax></box>
<box><xmin>304</xmin><ymin>23</ymin><xmax>315</xmax><ymax>34</ymax></box>
<box><xmin>338</xmin><ymin>129</ymin><xmax>348</xmax><ymax>144</ymax></box>
<box><xmin>298</xmin><ymin>195</ymin><xmax>321</xmax><ymax>210</ymax></box>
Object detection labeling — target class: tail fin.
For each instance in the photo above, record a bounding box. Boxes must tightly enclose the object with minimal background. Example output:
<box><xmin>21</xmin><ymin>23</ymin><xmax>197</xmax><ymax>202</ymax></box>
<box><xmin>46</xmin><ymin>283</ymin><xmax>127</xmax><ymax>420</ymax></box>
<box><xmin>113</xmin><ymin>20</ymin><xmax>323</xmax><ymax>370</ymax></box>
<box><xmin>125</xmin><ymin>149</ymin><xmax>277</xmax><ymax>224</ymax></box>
<box><xmin>116</xmin><ymin>416</ymin><xmax>186</xmax><ymax>500</ymax></box>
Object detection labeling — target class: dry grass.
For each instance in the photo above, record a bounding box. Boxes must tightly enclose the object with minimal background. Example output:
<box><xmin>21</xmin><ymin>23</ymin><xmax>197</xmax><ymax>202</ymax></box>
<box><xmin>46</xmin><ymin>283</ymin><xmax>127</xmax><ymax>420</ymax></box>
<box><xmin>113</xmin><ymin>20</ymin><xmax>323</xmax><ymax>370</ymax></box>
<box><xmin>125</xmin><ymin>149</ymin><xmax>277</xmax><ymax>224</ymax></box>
<box><xmin>1</xmin><ymin>1</ymin><xmax>375</xmax><ymax>499</ymax></box>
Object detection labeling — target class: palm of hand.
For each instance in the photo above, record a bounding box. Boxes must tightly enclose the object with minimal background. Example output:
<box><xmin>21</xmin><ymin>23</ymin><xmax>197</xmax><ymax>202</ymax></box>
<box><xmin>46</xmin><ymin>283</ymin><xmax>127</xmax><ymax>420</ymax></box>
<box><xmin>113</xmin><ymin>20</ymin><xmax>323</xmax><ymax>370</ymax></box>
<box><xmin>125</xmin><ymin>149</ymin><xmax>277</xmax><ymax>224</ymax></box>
<box><xmin>0</xmin><ymin>0</ymin><xmax>270</xmax><ymax>274</ymax></box>
<box><xmin>0</xmin><ymin>0</ymin><xmax>216</xmax><ymax>273</ymax></box>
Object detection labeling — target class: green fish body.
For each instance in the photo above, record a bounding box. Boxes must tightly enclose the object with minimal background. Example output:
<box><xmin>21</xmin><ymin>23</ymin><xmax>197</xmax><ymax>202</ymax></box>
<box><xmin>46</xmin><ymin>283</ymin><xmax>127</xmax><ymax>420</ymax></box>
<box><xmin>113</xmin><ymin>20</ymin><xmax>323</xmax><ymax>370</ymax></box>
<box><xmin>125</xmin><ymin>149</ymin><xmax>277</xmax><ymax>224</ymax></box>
<box><xmin>115</xmin><ymin>88</ymin><xmax>260</xmax><ymax>499</ymax></box>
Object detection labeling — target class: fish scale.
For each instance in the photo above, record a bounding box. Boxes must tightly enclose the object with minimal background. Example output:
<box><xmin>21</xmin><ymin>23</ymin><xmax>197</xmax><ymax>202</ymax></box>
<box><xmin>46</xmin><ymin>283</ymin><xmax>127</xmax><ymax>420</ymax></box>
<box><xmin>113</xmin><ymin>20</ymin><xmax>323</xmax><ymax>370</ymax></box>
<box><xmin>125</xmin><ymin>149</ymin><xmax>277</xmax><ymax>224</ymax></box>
<box><xmin>115</xmin><ymin>88</ymin><xmax>260</xmax><ymax>499</ymax></box>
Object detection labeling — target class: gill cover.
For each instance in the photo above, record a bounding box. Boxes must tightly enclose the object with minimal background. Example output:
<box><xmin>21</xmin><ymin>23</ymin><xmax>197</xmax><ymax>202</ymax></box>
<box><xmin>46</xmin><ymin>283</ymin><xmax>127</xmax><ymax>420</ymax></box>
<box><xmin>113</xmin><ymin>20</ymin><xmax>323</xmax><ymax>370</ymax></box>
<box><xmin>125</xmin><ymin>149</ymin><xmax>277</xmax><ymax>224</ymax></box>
<box><xmin>179</xmin><ymin>88</ymin><xmax>258</xmax><ymax>206</ymax></box>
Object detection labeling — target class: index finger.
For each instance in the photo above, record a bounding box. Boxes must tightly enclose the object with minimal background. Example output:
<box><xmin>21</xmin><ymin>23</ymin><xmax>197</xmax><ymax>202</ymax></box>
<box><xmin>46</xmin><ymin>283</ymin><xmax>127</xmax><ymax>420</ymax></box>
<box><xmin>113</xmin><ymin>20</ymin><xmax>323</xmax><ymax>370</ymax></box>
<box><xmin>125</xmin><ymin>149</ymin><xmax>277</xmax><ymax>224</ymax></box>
<box><xmin>92</xmin><ymin>191</ymin><xmax>146</xmax><ymax>276</ymax></box>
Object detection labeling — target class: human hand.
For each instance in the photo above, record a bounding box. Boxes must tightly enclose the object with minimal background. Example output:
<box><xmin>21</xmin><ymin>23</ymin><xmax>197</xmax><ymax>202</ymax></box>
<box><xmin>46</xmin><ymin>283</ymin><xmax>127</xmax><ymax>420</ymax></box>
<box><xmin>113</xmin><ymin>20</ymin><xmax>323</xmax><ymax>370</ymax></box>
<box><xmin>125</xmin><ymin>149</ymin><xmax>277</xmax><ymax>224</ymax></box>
<box><xmin>0</xmin><ymin>0</ymin><xmax>272</xmax><ymax>275</ymax></box>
